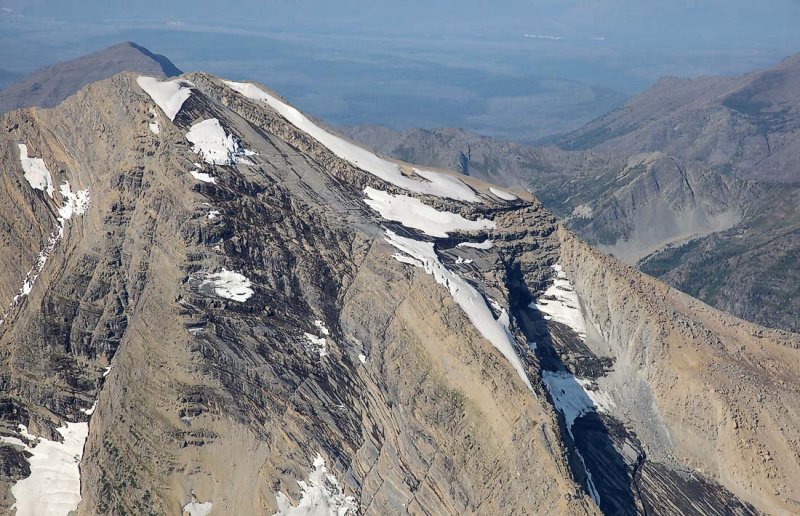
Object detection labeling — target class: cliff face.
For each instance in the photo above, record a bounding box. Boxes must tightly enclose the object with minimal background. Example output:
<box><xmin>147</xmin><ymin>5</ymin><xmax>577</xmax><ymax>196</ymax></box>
<box><xmin>0</xmin><ymin>70</ymin><xmax>797</xmax><ymax>516</ymax></box>
<box><xmin>557</xmin><ymin>229</ymin><xmax>800</xmax><ymax>514</ymax></box>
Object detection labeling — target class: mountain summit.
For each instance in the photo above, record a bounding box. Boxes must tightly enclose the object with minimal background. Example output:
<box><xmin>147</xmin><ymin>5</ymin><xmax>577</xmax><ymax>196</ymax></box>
<box><xmin>0</xmin><ymin>41</ymin><xmax>182</xmax><ymax>113</ymax></box>
<box><xmin>0</xmin><ymin>70</ymin><xmax>798</xmax><ymax>515</ymax></box>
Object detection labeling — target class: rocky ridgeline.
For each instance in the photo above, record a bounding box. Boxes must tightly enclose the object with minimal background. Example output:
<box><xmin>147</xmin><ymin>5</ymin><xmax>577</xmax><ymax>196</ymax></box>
<box><xmin>0</xmin><ymin>71</ymin><xmax>797</xmax><ymax>515</ymax></box>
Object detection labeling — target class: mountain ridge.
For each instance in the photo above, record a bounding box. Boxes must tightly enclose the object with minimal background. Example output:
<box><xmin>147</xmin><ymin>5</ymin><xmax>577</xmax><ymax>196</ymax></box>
<box><xmin>0</xmin><ymin>68</ymin><xmax>798</xmax><ymax>515</ymax></box>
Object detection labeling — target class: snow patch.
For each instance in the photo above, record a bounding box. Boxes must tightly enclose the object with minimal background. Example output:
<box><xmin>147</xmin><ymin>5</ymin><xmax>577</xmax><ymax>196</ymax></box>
<box><xmin>18</xmin><ymin>144</ymin><xmax>54</xmax><ymax>197</ymax></box>
<box><xmin>572</xmin><ymin>204</ymin><xmax>593</xmax><ymax>219</ymax></box>
<box><xmin>79</xmin><ymin>401</ymin><xmax>97</xmax><ymax>416</ymax></box>
<box><xmin>8</xmin><ymin>422</ymin><xmax>88</xmax><ymax>516</ymax></box>
<box><xmin>185</xmin><ymin>118</ymin><xmax>254</xmax><ymax>166</ymax></box>
<box><xmin>457</xmin><ymin>239</ymin><xmax>493</xmax><ymax>250</ymax></box>
<box><xmin>304</xmin><ymin>333</ymin><xmax>328</xmax><ymax>358</ymax></box>
<box><xmin>201</xmin><ymin>269</ymin><xmax>253</xmax><ymax>302</ymax></box>
<box><xmin>148</xmin><ymin>108</ymin><xmax>161</xmax><ymax>134</ymax></box>
<box><xmin>385</xmin><ymin>230</ymin><xmax>532</xmax><ymax>392</ymax></box>
<box><xmin>273</xmin><ymin>453</ymin><xmax>358</xmax><ymax>516</ymax></box>
<box><xmin>489</xmin><ymin>187</ymin><xmax>517</xmax><ymax>201</ymax></box>
<box><xmin>190</xmin><ymin>169</ymin><xmax>217</xmax><ymax>184</ymax></box>
<box><xmin>224</xmin><ymin>80</ymin><xmax>477</xmax><ymax>202</ymax></box>
<box><xmin>313</xmin><ymin>320</ymin><xmax>330</xmax><ymax>336</ymax></box>
<box><xmin>532</xmin><ymin>264</ymin><xmax>586</xmax><ymax>340</ymax></box>
<box><xmin>136</xmin><ymin>76</ymin><xmax>193</xmax><ymax>121</ymax></box>
<box><xmin>207</xmin><ymin>210</ymin><xmax>221</xmax><ymax>219</ymax></box>
<box><xmin>358</xmin><ymin>354</ymin><xmax>367</xmax><ymax>364</ymax></box>
<box><xmin>364</xmin><ymin>187</ymin><xmax>494</xmax><ymax>238</ymax></box>
<box><xmin>183</xmin><ymin>500</ymin><xmax>213</xmax><ymax>516</ymax></box>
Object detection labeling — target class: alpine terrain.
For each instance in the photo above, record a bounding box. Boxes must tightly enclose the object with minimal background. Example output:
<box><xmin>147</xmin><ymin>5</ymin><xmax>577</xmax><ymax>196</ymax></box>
<box><xmin>344</xmin><ymin>53</ymin><xmax>800</xmax><ymax>335</ymax></box>
<box><xmin>0</xmin><ymin>64</ymin><xmax>799</xmax><ymax>516</ymax></box>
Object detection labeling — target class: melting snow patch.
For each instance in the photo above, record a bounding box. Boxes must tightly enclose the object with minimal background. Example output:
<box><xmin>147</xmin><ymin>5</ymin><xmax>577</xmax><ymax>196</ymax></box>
<box><xmin>457</xmin><ymin>239</ymin><xmax>493</xmax><ymax>250</ymax></box>
<box><xmin>136</xmin><ymin>76</ymin><xmax>193</xmax><ymax>121</ymax></box>
<box><xmin>358</xmin><ymin>353</ymin><xmax>367</xmax><ymax>364</ymax></box>
<box><xmin>304</xmin><ymin>333</ymin><xmax>328</xmax><ymax>358</ymax></box>
<box><xmin>183</xmin><ymin>500</ymin><xmax>213</xmax><ymax>516</ymax></box>
<box><xmin>103</xmin><ymin>366</ymin><xmax>112</xmax><ymax>377</ymax></box>
<box><xmin>532</xmin><ymin>264</ymin><xmax>587</xmax><ymax>340</ymax></box>
<box><xmin>364</xmin><ymin>187</ymin><xmax>494</xmax><ymax>238</ymax></box>
<box><xmin>207</xmin><ymin>210</ymin><xmax>221</xmax><ymax>219</ymax></box>
<box><xmin>186</xmin><ymin>118</ymin><xmax>254</xmax><ymax>166</ymax></box>
<box><xmin>489</xmin><ymin>187</ymin><xmax>517</xmax><ymax>201</ymax></box>
<box><xmin>148</xmin><ymin>108</ymin><xmax>161</xmax><ymax>134</ymax></box>
<box><xmin>190</xmin><ymin>169</ymin><xmax>217</xmax><ymax>184</ymax></box>
<box><xmin>79</xmin><ymin>401</ymin><xmax>98</xmax><ymax>416</ymax></box>
<box><xmin>8</xmin><ymin>422</ymin><xmax>88</xmax><ymax>516</ymax></box>
<box><xmin>385</xmin><ymin>230</ymin><xmax>533</xmax><ymax>392</ymax></box>
<box><xmin>57</xmin><ymin>182</ymin><xmax>90</xmax><ymax>226</ymax></box>
<box><xmin>224</xmin><ymin>80</ymin><xmax>478</xmax><ymax>202</ymax></box>
<box><xmin>313</xmin><ymin>320</ymin><xmax>330</xmax><ymax>336</ymax></box>
<box><xmin>273</xmin><ymin>453</ymin><xmax>358</xmax><ymax>516</ymax></box>
<box><xmin>201</xmin><ymin>269</ymin><xmax>253</xmax><ymax>302</ymax></box>
<box><xmin>18</xmin><ymin>144</ymin><xmax>54</xmax><ymax>197</ymax></box>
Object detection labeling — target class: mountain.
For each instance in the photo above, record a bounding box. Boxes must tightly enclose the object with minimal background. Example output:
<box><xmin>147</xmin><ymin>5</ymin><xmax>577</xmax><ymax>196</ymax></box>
<box><xmin>0</xmin><ymin>41</ymin><xmax>182</xmax><ymax>113</ymax></box>
<box><xmin>343</xmin><ymin>53</ymin><xmax>800</xmax><ymax>334</ymax></box>
<box><xmin>1</xmin><ymin>70</ymin><xmax>799</xmax><ymax>515</ymax></box>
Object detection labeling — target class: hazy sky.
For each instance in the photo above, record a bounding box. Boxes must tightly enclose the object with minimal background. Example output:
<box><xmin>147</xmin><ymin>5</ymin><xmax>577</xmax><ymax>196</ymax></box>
<box><xmin>2</xmin><ymin>1</ymin><xmax>800</xmax><ymax>140</ymax></box>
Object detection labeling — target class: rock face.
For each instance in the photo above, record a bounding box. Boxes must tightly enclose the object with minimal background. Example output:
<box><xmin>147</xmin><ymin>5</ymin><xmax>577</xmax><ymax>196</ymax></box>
<box><xmin>343</xmin><ymin>53</ymin><xmax>800</xmax><ymax>334</ymax></box>
<box><xmin>0</xmin><ymin>41</ymin><xmax>182</xmax><ymax>114</ymax></box>
<box><xmin>0</xmin><ymin>70</ymin><xmax>798</xmax><ymax>515</ymax></box>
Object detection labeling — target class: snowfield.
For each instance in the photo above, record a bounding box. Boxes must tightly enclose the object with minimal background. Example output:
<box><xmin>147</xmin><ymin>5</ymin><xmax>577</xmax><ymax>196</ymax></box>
<box><xmin>185</xmin><ymin>118</ymin><xmax>254</xmax><ymax>166</ymax></box>
<box><xmin>4</xmin><ymin>422</ymin><xmax>89</xmax><ymax>516</ymax></box>
<box><xmin>18</xmin><ymin>144</ymin><xmax>55</xmax><ymax>197</ymax></box>
<box><xmin>201</xmin><ymin>269</ymin><xmax>254</xmax><ymax>302</ymax></box>
<box><xmin>385</xmin><ymin>230</ymin><xmax>533</xmax><ymax>392</ymax></box>
<box><xmin>364</xmin><ymin>187</ymin><xmax>494</xmax><ymax>238</ymax></box>
<box><xmin>223</xmin><ymin>80</ymin><xmax>478</xmax><ymax>202</ymax></box>
<box><xmin>273</xmin><ymin>453</ymin><xmax>358</xmax><ymax>516</ymax></box>
<box><xmin>136</xmin><ymin>76</ymin><xmax>193</xmax><ymax>121</ymax></box>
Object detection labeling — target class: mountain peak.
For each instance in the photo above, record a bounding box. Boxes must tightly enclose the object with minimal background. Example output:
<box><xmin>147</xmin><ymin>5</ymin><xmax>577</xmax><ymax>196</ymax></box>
<box><xmin>0</xmin><ymin>41</ymin><xmax>182</xmax><ymax>113</ymax></box>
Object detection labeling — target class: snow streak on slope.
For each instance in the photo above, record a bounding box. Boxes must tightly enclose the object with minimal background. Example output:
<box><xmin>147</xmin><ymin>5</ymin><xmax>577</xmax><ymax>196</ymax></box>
<box><xmin>136</xmin><ymin>76</ymin><xmax>193</xmax><ymax>121</ymax></box>
<box><xmin>223</xmin><ymin>80</ymin><xmax>478</xmax><ymax>202</ymax></box>
<box><xmin>542</xmin><ymin>370</ymin><xmax>614</xmax><ymax>506</ymax></box>
<box><xmin>533</xmin><ymin>264</ymin><xmax>587</xmax><ymax>340</ymax></box>
<box><xmin>18</xmin><ymin>144</ymin><xmax>54</xmax><ymax>197</ymax></box>
<box><xmin>1</xmin><ymin>423</ymin><xmax>89</xmax><ymax>516</ymax></box>
<box><xmin>489</xmin><ymin>187</ymin><xmax>518</xmax><ymax>201</ymax></box>
<box><xmin>363</xmin><ymin>187</ymin><xmax>494</xmax><ymax>238</ymax></box>
<box><xmin>457</xmin><ymin>239</ymin><xmax>494</xmax><ymax>250</ymax></box>
<box><xmin>1</xmin><ymin>173</ymin><xmax>89</xmax><ymax>326</ymax></box>
<box><xmin>385</xmin><ymin>230</ymin><xmax>533</xmax><ymax>392</ymax></box>
<box><xmin>273</xmin><ymin>453</ymin><xmax>358</xmax><ymax>516</ymax></box>
<box><xmin>185</xmin><ymin>118</ymin><xmax>254</xmax><ymax>166</ymax></box>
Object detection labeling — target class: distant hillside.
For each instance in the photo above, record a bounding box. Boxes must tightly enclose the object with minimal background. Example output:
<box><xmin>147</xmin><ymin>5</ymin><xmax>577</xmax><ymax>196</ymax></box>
<box><xmin>0</xmin><ymin>41</ymin><xmax>181</xmax><ymax>113</ymax></box>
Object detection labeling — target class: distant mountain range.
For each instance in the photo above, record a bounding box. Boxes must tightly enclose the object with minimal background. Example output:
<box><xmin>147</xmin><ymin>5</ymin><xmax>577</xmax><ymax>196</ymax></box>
<box><xmin>344</xmin><ymin>53</ymin><xmax>800</xmax><ymax>334</ymax></box>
